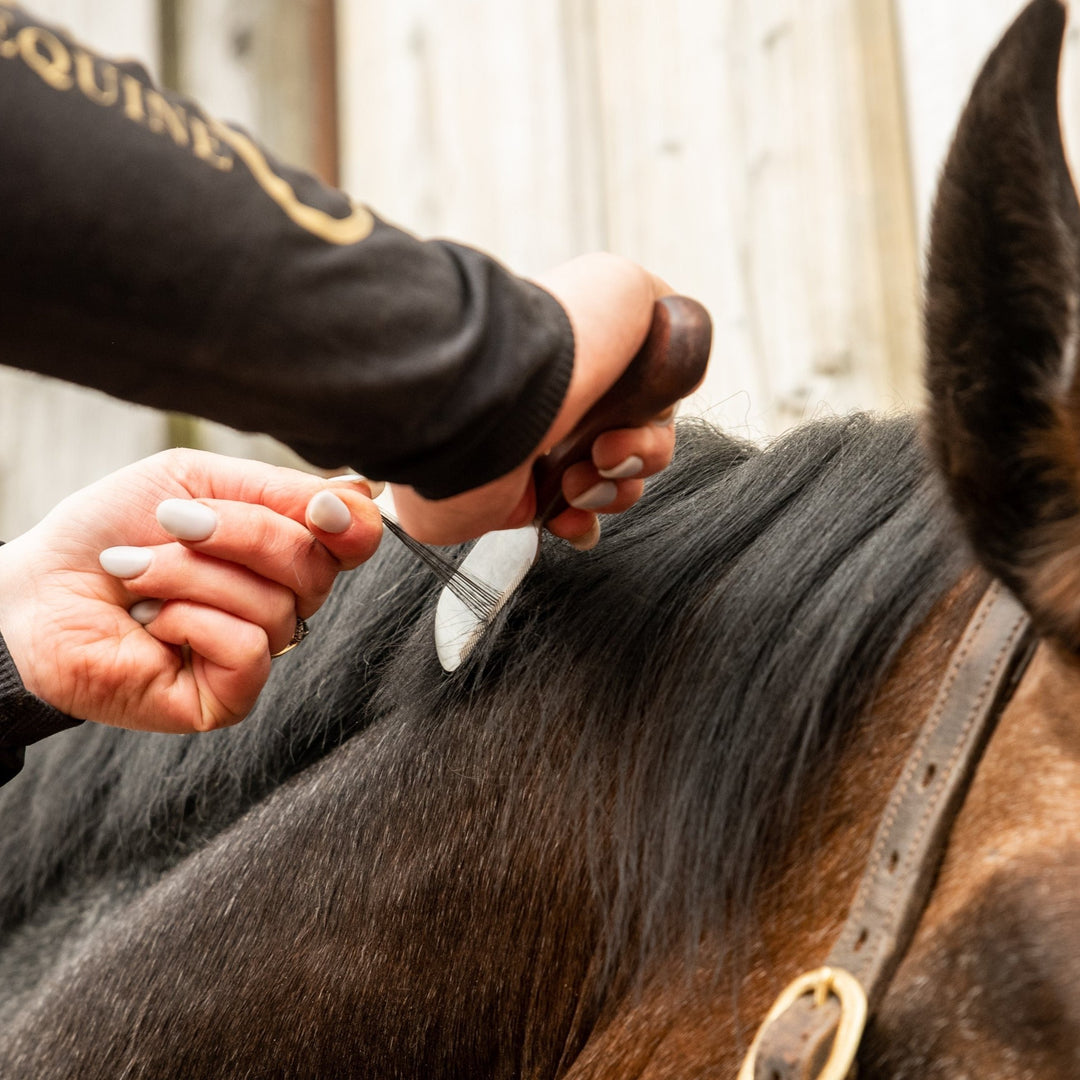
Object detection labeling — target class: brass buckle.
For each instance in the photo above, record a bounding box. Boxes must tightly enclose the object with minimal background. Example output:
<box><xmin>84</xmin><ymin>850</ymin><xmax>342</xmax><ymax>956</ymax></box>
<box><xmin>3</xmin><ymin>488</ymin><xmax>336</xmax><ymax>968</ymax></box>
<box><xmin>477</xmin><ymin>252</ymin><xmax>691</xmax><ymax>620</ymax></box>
<box><xmin>737</xmin><ymin>967</ymin><xmax>868</xmax><ymax>1080</ymax></box>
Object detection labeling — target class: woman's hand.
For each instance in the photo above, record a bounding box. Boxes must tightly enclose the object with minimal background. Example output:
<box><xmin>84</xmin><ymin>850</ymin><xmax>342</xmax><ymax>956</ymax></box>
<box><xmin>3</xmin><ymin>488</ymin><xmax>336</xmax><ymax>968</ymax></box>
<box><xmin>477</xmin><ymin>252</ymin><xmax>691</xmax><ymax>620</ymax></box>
<box><xmin>0</xmin><ymin>449</ymin><xmax>381</xmax><ymax>734</ymax></box>
<box><xmin>391</xmin><ymin>253</ymin><xmax>688</xmax><ymax>548</ymax></box>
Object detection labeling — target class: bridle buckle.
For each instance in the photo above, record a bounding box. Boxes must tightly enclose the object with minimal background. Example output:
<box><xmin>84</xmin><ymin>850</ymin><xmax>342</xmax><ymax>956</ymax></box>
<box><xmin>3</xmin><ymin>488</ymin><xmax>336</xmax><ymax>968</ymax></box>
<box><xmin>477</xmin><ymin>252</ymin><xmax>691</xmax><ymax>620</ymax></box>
<box><xmin>737</xmin><ymin>966</ymin><xmax>867</xmax><ymax>1080</ymax></box>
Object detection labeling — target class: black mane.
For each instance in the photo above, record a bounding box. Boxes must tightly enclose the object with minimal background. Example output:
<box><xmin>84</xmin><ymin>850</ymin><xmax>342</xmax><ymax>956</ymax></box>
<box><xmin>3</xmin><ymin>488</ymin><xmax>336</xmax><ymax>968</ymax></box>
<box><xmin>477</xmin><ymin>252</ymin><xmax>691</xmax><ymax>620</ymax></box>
<box><xmin>0</xmin><ymin>416</ymin><xmax>967</xmax><ymax>978</ymax></box>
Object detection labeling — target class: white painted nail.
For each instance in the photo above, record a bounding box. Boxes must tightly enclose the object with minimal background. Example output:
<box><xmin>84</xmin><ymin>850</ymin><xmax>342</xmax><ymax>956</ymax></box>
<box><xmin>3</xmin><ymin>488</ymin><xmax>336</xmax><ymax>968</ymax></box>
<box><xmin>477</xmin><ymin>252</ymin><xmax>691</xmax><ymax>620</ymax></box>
<box><xmin>569</xmin><ymin>480</ymin><xmax>618</xmax><ymax>511</ymax></box>
<box><xmin>328</xmin><ymin>473</ymin><xmax>385</xmax><ymax>498</ymax></box>
<box><xmin>156</xmin><ymin>499</ymin><xmax>218</xmax><ymax>542</ymax></box>
<box><xmin>307</xmin><ymin>490</ymin><xmax>352</xmax><ymax>533</ymax></box>
<box><xmin>129</xmin><ymin>599</ymin><xmax>164</xmax><ymax>625</ymax></box>
<box><xmin>597</xmin><ymin>455</ymin><xmax>644</xmax><ymax>480</ymax></box>
<box><xmin>99</xmin><ymin>546</ymin><xmax>152</xmax><ymax>578</ymax></box>
<box><xmin>569</xmin><ymin>519</ymin><xmax>602</xmax><ymax>551</ymax></box>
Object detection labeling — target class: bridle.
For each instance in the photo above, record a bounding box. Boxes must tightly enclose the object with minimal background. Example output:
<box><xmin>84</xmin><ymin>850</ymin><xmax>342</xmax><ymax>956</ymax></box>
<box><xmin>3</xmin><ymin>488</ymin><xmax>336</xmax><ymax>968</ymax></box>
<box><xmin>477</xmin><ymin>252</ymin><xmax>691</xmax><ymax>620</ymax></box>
<box><xmin>738</xmin><ymin>579</ymin><xmax>1036</xmax><ymax>1079</ymax></box>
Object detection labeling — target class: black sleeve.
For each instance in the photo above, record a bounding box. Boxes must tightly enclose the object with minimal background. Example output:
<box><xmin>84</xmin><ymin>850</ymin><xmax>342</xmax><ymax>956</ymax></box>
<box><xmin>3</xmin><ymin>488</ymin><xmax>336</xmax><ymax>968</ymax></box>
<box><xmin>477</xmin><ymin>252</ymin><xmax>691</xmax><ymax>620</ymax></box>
<box><xmin>0</xmin><ymin>631</ymin><xmax>81</xmax><ymax>787</ymax></box>
<box><xmin>0</xmin><ymin>3</ymin><xmax>574</xmax><ymax>499</ymax></box>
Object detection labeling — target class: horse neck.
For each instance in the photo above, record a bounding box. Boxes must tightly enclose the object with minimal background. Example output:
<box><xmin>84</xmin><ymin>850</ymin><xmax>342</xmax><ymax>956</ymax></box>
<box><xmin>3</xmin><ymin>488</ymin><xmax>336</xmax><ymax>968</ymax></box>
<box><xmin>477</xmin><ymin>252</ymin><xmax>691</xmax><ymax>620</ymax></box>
<box><xmin>864</xmin><ymin>606</ymin><xmax>1080</xmax><ymax>1075</ymax></box>
<box><xmin>559</xmin><ymin>568</ymin><xmax>989</xmax><ymax>1078</ymax></box>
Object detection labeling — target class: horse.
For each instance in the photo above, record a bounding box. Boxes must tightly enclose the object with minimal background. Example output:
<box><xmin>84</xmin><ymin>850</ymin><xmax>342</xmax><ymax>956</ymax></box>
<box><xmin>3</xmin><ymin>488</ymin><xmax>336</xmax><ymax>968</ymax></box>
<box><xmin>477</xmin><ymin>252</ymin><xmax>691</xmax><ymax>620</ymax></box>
<box><xmin>2</xmin><ymin>0</ymin><xmax>1079</xmax><ymax>1075</ymax></box>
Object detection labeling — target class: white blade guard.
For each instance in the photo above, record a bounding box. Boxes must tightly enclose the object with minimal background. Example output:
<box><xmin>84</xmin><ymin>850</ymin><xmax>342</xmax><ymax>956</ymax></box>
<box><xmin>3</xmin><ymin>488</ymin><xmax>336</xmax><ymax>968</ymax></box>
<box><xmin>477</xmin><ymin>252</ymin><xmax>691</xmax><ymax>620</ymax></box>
<box><xmin>434</xmin><ymin>525</ymin><xmax>540</xmax><ymax>672</ymax></box>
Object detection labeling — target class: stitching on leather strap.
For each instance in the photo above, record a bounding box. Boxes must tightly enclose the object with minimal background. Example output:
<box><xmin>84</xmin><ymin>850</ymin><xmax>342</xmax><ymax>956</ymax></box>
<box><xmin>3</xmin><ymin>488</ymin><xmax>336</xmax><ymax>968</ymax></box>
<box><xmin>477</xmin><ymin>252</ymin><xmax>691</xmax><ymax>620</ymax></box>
<box><xmin>745</xmin><ymin>582</ymin><xmax>1035</xmax><ymax>1080</ymax></box>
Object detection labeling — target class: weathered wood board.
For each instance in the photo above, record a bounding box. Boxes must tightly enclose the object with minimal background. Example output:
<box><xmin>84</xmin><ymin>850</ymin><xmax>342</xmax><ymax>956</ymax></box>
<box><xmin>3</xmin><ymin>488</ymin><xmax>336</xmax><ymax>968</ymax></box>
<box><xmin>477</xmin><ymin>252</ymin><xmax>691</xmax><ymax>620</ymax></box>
<box><xmin>337</xmin><ymin>0</ymin><xmax>928</xmax><ymax>439</ymax></box>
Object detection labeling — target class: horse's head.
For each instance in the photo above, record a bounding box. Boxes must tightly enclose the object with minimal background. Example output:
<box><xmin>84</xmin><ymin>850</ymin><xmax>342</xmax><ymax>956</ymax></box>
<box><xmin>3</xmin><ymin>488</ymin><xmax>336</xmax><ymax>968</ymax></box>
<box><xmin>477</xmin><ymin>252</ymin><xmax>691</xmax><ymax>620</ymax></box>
<box><xmin>864</xmin><ymin>0</ymin><xmax>1080</xmax><ymax>1073</ymax></box>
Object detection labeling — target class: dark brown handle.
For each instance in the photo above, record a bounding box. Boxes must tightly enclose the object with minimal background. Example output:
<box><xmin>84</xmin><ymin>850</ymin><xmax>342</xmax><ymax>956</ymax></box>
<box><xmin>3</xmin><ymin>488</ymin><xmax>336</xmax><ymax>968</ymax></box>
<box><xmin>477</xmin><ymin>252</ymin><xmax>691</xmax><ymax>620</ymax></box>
<box><xmin>534</xmin><ymin>295</ymin><xmax>712</xmax><ymax>523</ymax></box>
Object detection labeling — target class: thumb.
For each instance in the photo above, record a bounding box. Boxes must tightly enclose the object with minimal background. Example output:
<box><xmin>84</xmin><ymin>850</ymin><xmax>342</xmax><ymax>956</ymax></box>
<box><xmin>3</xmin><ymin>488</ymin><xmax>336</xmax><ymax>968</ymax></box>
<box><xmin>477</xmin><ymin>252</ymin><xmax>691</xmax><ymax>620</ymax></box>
<box><xmin>532</xmin><ymin>253</ymin><xmax>672</xmax><ymax>450</ymax></box>
<box><xmin>303</xmin><ymin>479</ymin><xmax>385</xmax><ymax>568</ymax></box>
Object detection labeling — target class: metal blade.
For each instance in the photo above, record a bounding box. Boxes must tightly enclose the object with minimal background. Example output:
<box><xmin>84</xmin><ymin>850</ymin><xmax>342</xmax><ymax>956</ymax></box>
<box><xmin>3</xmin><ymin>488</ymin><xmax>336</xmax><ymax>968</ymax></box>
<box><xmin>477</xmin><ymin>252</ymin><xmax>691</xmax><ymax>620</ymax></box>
<box><xmin>434</xmin><ymin>524</ymin><xmax>539</xmax><ymax>671</ymax></box>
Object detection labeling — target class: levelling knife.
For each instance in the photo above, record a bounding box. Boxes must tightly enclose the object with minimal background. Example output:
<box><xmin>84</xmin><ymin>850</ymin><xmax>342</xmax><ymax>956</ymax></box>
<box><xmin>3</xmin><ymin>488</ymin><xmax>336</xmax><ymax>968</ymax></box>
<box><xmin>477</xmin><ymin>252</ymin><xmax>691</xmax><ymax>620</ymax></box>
<box><xmin>434</xmin><ymin>295</ymin><xmax>712</xmax><ymax>671</ymax></box>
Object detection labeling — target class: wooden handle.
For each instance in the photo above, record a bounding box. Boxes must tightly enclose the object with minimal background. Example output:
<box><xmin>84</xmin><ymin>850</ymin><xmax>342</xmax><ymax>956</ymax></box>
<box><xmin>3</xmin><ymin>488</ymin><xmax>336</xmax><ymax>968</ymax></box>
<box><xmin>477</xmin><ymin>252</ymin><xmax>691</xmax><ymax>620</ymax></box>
<box><xmin>534</xmin><ymin>295</ymin><xmax>712</xmax><ymax>522</ymax></box>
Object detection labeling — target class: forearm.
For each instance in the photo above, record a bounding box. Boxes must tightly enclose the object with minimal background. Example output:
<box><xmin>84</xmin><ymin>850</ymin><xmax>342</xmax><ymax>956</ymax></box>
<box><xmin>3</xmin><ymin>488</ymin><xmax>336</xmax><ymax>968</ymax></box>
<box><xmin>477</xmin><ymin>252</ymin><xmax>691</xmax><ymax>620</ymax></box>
<box><xmin>0</xmin><ymin>3</ymin><xmax>573</xmax><ymax>497</ymax></box>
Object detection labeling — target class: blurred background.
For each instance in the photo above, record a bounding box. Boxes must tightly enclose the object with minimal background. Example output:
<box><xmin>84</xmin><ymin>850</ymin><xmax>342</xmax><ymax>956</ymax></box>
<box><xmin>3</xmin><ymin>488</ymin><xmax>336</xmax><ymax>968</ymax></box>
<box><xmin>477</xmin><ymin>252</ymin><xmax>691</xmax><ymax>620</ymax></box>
<box><xmin>2</xmin><ymin>0</ymin><xmax>1075</xmax><ymax>535</ymax></box>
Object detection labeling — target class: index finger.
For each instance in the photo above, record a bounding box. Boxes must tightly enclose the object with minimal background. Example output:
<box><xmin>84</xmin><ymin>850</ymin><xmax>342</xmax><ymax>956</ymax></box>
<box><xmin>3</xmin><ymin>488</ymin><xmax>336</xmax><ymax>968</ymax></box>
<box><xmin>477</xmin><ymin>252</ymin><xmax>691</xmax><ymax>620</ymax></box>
<box><xmin>160</xmin><ymin>448</ymin><xmax>382</xmax><ymax>527</ymax></box>
<box><xmin>154</xmin><ymin>494</ymin><xmax>380</xmax><ymax>615</ymax></box>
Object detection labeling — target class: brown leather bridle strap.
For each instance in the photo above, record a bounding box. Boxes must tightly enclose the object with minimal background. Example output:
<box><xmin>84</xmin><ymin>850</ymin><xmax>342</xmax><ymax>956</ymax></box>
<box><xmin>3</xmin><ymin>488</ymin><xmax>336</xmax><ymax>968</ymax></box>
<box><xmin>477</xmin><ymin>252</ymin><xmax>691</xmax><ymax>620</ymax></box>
<box><xmin>742</xmin><ymin>580</ymin><xmax>1035</xmax><ymax>1080</ymax></box>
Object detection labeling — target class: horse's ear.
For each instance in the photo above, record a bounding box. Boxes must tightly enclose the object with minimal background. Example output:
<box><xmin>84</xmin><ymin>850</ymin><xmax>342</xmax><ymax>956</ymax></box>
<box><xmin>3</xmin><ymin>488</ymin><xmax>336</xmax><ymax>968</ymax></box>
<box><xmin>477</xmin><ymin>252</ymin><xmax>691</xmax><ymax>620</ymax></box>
<box><xmin>926</xmin><ymin>0</ymin><xmax>1080</xmax><ymax>648</ymax></box>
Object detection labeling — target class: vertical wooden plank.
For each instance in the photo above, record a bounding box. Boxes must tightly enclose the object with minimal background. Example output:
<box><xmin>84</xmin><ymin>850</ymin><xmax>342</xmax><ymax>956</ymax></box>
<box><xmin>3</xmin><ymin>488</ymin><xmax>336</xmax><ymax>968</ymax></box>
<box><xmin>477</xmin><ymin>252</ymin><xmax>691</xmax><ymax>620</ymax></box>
<box><xmin>337</xmin><ymin>0</ymin><xmax>591</xmax><ymax>274</ymax></box>
<box><xmin>557</xmin><ymin>0</ymin><xmax>610</xmax><ymax>253</ymax></box>
<box><xmin>310</xmin><ymin>0</ymin><xmax>340</xmax><ymax>187</ymax></box>
<box><xmin>588</xmin><ymin>0</ymin><xmax>788</xmax><ymax>434</ymax></box>
<box><xmin>850</xmin><ymin>0</ymin><xmax>922</xmax><ymax>407</ymax></box>
<box><xmin>1060</xmin><ymin>2</ymin><xmax>1080</xmax><ymax>196</ymax></box>
<box><xmin>174</xmin><ymin>0</ymin><xmax>316</xmax><ymax>164</ymax></box>
<box><xmin>592</xmin><ymin>0</ymin><xmax>920</xmax><ymax>434</ymax></box>
<box><xmin>0</xmin><ymin>1</ymin><xmax>167</xmax><ymax>537</ymax></box>
<box><xmin>23</xmin><ymin>0</ymin><xmax>159</xmax><ymax>59</ymax></box>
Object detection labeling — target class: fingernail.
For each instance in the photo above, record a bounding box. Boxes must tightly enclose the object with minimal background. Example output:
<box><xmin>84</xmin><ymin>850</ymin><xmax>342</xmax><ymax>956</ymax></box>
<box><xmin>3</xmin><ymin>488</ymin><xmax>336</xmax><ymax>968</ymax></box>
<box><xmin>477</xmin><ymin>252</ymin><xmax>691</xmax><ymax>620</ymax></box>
<box><xmin>652</xmin><ymin>406</ymin><xmax>678</xmax><ymax>428</ymax></box>
<box><xmin>569</xmin><ymin>480</ymin><xmax>618</xmax><ymax>511</ymax></box>
<box><xmin>597</xmin><ymin>455</ymin><xmax>644</xmax><ymax>480</ymax></box>
<box><xmin>99</xmin><ymin>546</ymin><xmax>152</xmax><ymax>578</ymax></box>
<box><xmin>156</xmin><ymin>499</ymin><xmax>218</xmax><ymax>542</ymax></box>
<box><xmin>569</xmin><ymin>519</ymin><xmax>602</xmax><ymax>551</ymax></box>
<box><xmin>307</xmin><ymin>490</ymin><xmax>352</xmax><ymax>533</ymax></box>
<box><xmin>129</xmin><ymin>599</ymin><xmax>163</xmax><ymax>625</ymax></box>
<box><xmin>329</xmin><ymin>473</ymin><xmax>385</xmax><ymax>498</ymax></box>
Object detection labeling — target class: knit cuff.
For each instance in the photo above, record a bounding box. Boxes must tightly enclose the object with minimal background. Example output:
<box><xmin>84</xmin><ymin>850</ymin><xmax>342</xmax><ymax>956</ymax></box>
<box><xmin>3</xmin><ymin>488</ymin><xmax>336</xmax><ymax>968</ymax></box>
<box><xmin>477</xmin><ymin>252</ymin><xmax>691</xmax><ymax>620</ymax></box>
<box><xmin>411</xmin><ymin>282</ymin><xmax>575</xmax><ymax>499</ymax></box>
<box><xmin>0</xmin><ymin>632</ymin><xmax>82</xmax><ymax>751</ymax></box>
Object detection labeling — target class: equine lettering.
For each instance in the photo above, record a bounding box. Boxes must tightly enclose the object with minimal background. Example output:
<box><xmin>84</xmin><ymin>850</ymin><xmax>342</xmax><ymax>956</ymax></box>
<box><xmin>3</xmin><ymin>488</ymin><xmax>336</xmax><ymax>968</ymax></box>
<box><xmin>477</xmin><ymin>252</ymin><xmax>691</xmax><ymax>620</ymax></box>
<box><xmin>0</xmin><ymin>7</ymin><xmax>374</xmax><ymax>243</ymax></box>
<box><xmin>0</xmin><ymin>12</ymin><xmax>233</xmax><ymax>170</ymax></box>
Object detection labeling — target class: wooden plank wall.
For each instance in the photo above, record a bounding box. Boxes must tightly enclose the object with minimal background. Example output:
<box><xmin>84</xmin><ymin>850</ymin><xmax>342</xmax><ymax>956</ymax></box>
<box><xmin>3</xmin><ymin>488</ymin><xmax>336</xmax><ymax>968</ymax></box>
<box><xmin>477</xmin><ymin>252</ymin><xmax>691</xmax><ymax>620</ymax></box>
<box><xmin>338</xmin><ymin>0</ymin><xmax>928</xmax><ymax>439</ymax></box>
<box><xmin>1</xmin><ymin>0</ymin><xmax>1073</xmax><ymax>536</ymax></box>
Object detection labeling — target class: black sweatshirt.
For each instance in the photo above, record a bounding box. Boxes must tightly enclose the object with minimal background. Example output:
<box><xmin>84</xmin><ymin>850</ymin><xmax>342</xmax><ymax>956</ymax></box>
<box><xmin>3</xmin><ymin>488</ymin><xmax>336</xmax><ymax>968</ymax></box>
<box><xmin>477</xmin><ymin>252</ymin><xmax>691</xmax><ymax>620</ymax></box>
<box><xmin>0</xmin><ymin>1</ymin><xmax>576</xmax><ymax>782</ymax></box>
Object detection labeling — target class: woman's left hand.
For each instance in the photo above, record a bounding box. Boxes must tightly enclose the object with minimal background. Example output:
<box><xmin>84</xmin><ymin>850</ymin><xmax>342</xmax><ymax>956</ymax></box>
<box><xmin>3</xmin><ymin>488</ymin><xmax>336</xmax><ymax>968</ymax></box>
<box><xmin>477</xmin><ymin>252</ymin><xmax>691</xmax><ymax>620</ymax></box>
<box><xmin>0</xmin><ymin>449</ymin><xmax>381</xmax><ymax>734</ymax></box>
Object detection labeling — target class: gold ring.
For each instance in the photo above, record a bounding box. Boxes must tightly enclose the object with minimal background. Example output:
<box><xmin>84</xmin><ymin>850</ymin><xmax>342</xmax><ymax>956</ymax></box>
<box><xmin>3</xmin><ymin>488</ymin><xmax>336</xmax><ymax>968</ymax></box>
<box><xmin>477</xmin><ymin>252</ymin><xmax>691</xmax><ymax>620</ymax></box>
<box><xmin>270</xmin><ymin>618</ymin><xmax>309</xmax><ymax>658</ymax></box>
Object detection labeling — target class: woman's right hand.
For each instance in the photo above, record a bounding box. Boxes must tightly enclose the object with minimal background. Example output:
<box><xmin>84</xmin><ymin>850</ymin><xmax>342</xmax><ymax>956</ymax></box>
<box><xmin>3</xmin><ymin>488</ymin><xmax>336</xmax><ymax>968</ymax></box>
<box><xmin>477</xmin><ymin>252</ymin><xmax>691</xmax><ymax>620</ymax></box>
<box><xmin>391</xmin><ymin>253</ymin><xmax>685</xmax><ymax>548</ymax></box>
